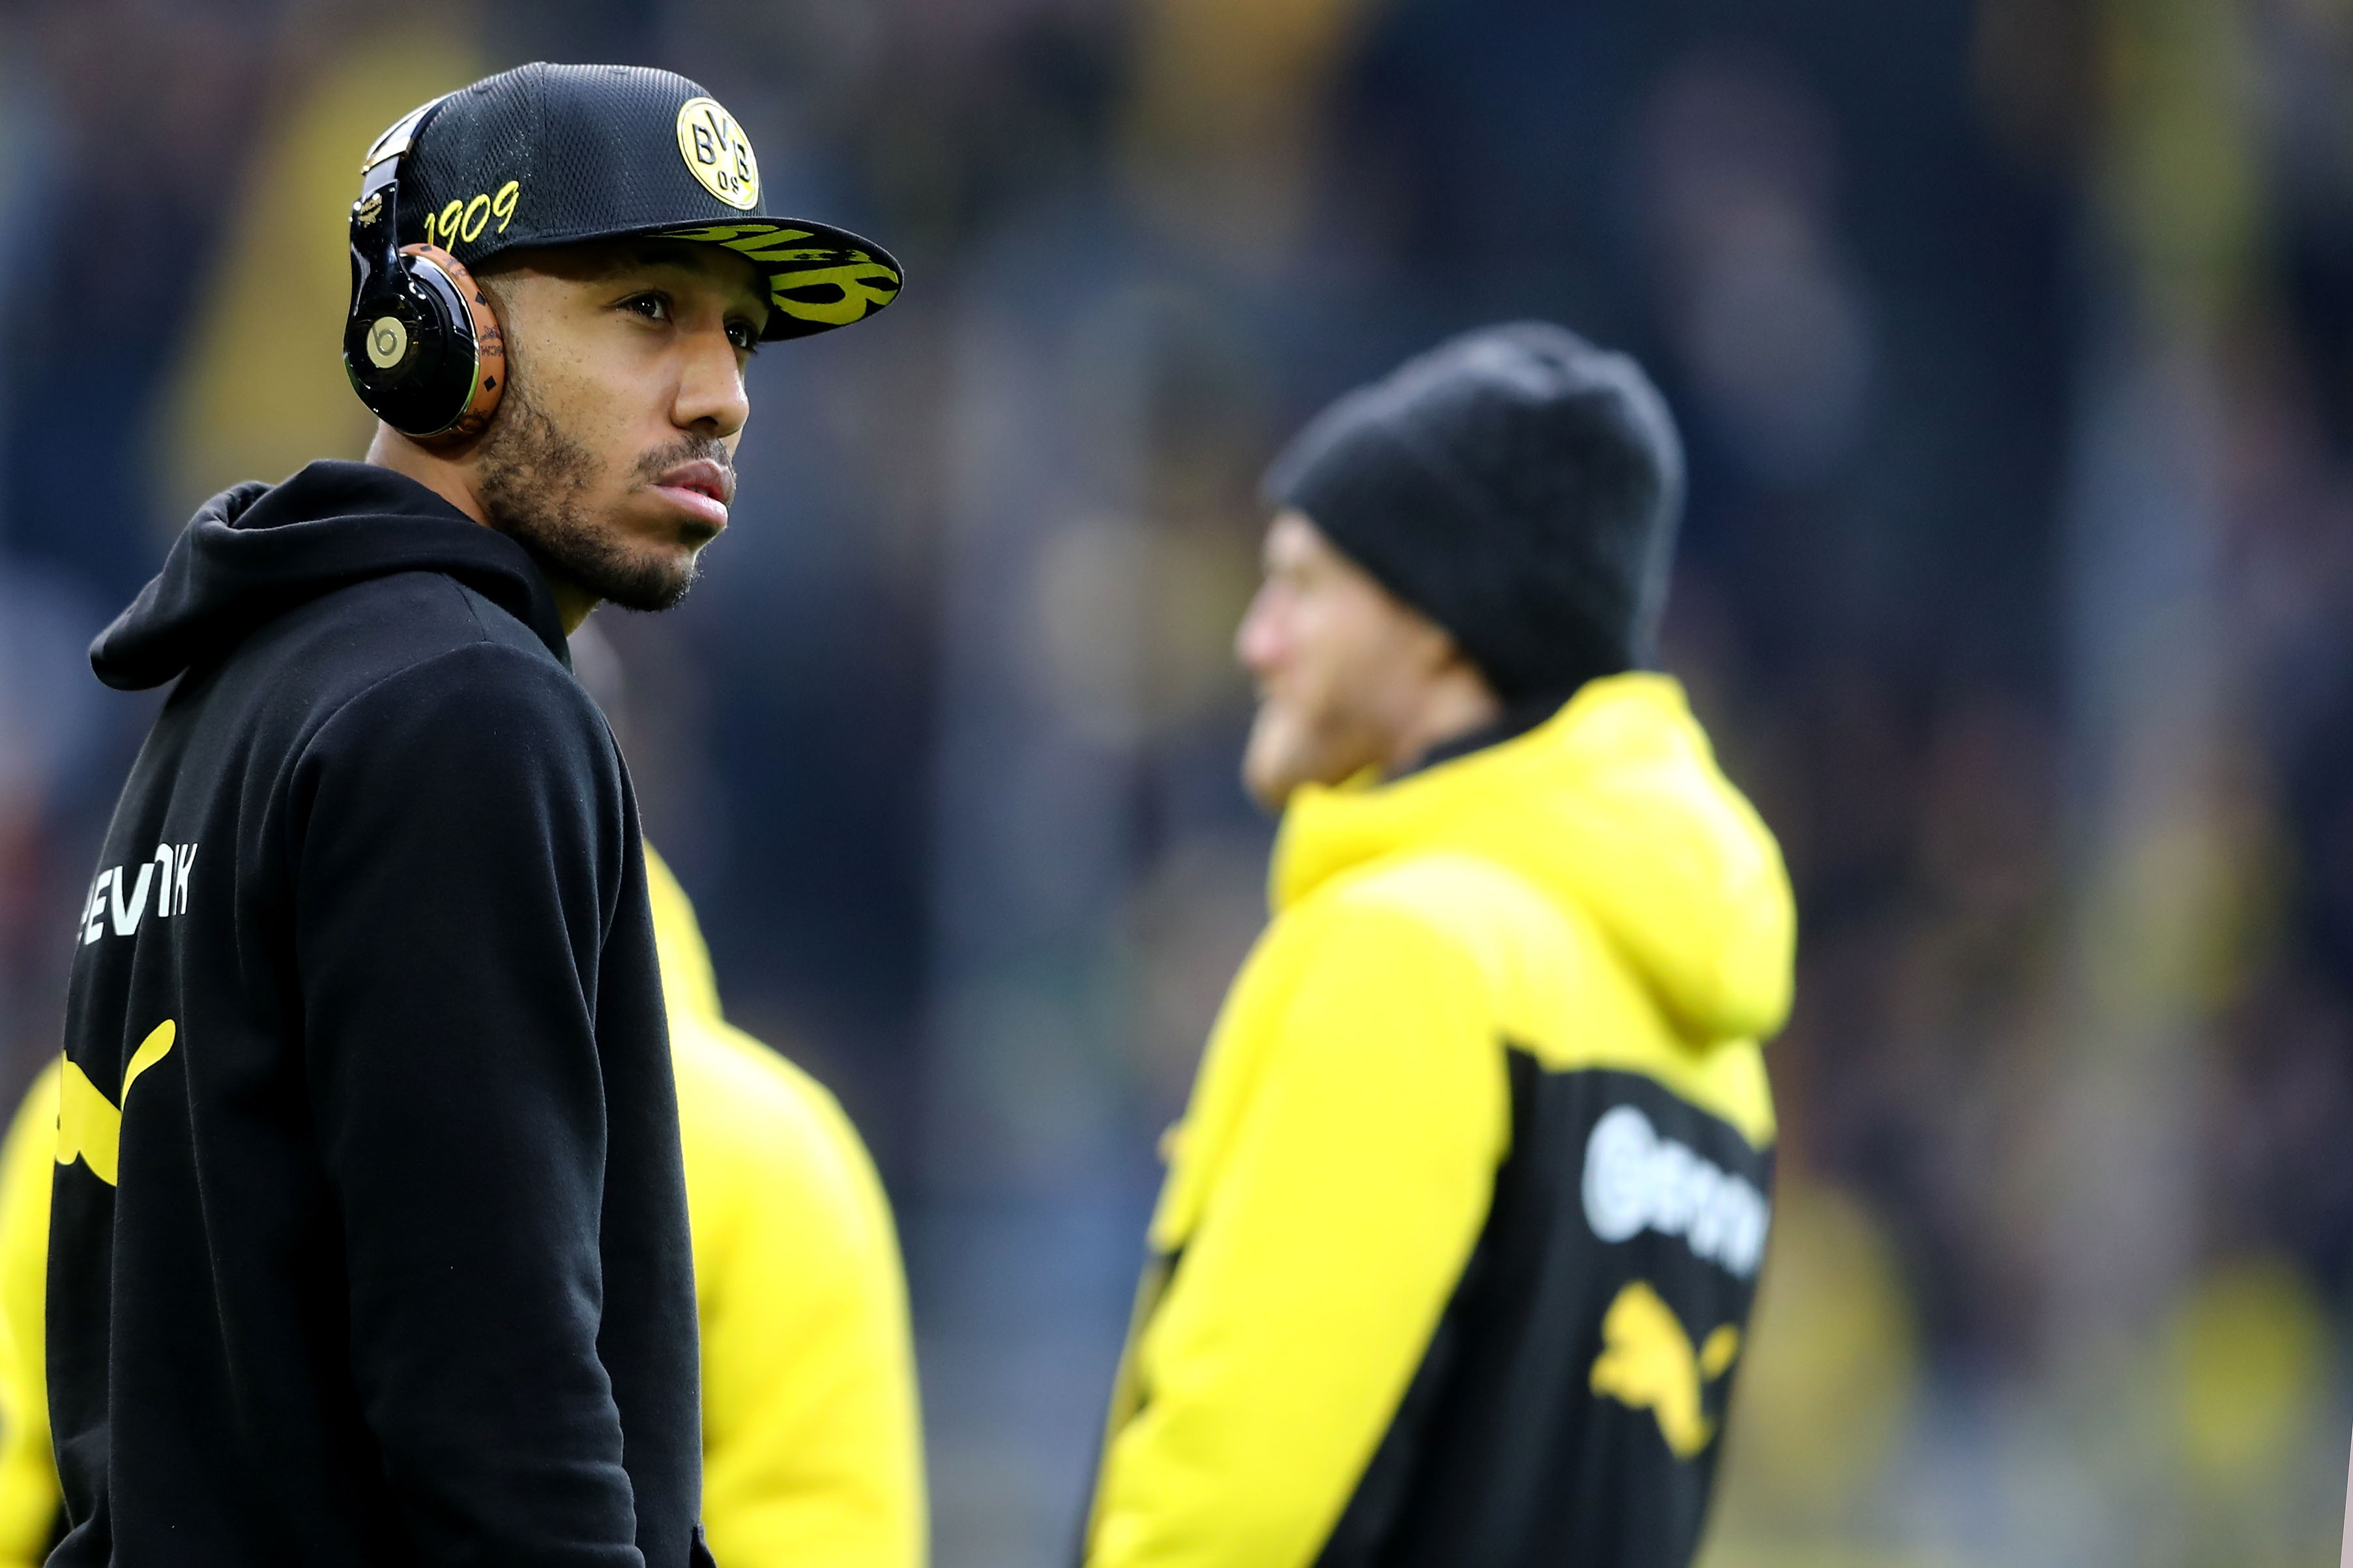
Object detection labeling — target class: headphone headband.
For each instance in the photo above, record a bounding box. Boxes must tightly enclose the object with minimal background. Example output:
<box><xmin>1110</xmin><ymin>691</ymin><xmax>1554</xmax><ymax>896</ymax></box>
<box><xmin>360</xmin><ymin>96</ymin><xmax>445</xmax><ymax>177</ymax></box>
<box><xmin>343</xmin><ymin>102</ymin><xmax>504</xmax><ymax>441</ymax></box>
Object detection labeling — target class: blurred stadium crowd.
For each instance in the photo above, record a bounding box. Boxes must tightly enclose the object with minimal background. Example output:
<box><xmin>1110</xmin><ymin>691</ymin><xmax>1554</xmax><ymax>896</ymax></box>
<box><xmin>2</xmin><ymin>0</ymin><xmax>2353</xmax><ymax>1563</ymax></box>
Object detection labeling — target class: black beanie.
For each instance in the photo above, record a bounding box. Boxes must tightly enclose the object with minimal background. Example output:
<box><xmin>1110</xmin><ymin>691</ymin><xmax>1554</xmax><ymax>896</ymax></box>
<box><xmin>1264</xmin><ymin>322</ymin><xmax>1685</xmax><ymax>703</ymax></box>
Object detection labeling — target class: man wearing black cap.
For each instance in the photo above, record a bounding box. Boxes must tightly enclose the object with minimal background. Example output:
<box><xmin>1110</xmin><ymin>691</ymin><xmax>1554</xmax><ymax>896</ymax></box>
<box><xmin>1081</xmin><ymin>325</ymin><xmax>1795</xmax><ymax>1568</ymax></box>
<box><xmin>46</xmin><ymin>64</ymin><xmax>897</xmax><ymax>1567</ymax></box>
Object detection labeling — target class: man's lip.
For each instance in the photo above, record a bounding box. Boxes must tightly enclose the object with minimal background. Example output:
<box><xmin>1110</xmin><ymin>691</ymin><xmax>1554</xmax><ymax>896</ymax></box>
<box><xmin>654</xmin><ymin>457</ymin><xmax>735</xmax><ymax>506</ymax></box>
<box><xmin>650</xmin><ymin>484</ymin><xmax>730</xmax><ymax>533</ymax></box>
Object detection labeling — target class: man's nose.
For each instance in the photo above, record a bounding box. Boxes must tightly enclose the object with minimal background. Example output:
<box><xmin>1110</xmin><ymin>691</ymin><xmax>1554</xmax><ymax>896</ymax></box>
<box><xmin>1235</xmin><ymin>587</ymin><xmax>1281</xmax><ymax>673</ymax></box>
<box><xmin>673</xmin><ymin>329</ymin><xmax>750</xmax><ymax>438</ymax></box>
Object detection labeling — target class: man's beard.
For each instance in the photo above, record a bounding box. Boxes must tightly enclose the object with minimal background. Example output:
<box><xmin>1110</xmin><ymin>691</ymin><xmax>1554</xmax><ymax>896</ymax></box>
<box><xmin>475</xmin><ymin>381</ymin><xmax>726</xmax><ymax>613</ymax></box>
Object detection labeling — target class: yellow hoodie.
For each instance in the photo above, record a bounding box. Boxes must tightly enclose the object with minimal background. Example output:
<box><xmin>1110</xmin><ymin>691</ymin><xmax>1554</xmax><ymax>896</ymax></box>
<box><xmin>1083</xmin><ymin>674</ymin><xmax>1793</xmax><ymax>1568</ymax></box>
<box><xmin>0</xmin><ymin>847</ymin><xmax>926</xmax><ymax>1568</ymax></box>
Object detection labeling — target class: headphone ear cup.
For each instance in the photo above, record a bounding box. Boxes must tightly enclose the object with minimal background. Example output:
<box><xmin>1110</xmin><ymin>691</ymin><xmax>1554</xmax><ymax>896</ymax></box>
<box><xmin>341</xmin><ymin>244</ymin><xmax>505</xmax><ymax>440</ymax></box>
<box><xmin>402</xmin><ymin>243</ymin><xmax>505</xmax><ymax>441</ymax></box>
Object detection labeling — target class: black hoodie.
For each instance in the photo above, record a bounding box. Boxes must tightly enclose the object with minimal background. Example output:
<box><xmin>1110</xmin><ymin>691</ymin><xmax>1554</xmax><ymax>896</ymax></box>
<box><xmin>51</xmin><ymin>461</ymin><xmax>705</xmax><ymax>1567</ymax></box>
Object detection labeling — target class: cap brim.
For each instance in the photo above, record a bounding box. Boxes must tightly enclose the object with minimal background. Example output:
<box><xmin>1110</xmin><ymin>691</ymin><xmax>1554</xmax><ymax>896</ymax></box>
<box><xmin>574</xmin><ymin>217</ymin><xmax>903</xmax><ymax>341</ymax></box>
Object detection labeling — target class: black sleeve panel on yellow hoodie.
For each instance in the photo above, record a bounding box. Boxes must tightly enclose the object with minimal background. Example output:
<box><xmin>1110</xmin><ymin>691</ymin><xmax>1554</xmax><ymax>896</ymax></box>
<box><xmin>1317</xmin><ymin>1062</ymin><xmax>1771</xmax><ymax>1568</ymax></box>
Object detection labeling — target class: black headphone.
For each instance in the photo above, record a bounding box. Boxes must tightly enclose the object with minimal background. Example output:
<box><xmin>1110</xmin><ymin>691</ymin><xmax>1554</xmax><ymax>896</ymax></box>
<box><xmin>343</xmin><ymin>99</ymin><xmax>506</xmax><ymax>441</ymax></box>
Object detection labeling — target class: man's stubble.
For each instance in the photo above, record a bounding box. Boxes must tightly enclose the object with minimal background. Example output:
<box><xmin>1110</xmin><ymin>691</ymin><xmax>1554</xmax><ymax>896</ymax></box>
<box><xmin>475</xmin><ymin>366</ymin><xmax>724</xmax><ymax>614</ymax></box>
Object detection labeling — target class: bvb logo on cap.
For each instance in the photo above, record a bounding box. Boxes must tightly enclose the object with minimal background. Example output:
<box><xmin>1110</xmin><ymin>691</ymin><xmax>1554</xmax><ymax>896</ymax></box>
<box><xmin>675</xmin><ymin>96</ymin><xmax>759</xmax><ymax>211</ymax></box>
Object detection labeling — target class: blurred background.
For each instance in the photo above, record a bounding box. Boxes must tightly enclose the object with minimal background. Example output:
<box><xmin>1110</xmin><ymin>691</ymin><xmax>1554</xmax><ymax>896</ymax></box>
<box><xmin>1</xmin><ymin>0</ymin><xmax>2350</xmax><ymax>1562</ymax></box>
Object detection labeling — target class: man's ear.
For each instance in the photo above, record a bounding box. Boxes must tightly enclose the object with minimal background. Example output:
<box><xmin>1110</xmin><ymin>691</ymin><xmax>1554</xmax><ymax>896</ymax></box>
<box><xmin>1403</xmin><ymin>603</ymin><xmax>1471</xmax><ymax>678</ymax></box>
<box><xmin>1425</xmin><ymin>620</ymin><xmax>1500</xmax><ymax>705</ymax></box>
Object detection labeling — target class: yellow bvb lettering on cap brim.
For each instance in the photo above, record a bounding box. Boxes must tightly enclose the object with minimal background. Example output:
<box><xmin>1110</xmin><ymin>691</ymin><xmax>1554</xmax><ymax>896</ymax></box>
<box><xmin>56</xmin><ymin>1019</ymin><xmax>176</xmax><ymax>1187</ymax></box>
<box><xmin>768</xmin><ymin>264</ymin><xmax>901</xmax><ymax>326</ymax></box>
<box><xmin>663</xmin><ymin>224</ymin><xmax>819</xmax><ymax>258</ymax></box>
<box><xmin>660</xmin><ymin>225</ymin><xmax>902</xmax><ymax>325</ymax></box>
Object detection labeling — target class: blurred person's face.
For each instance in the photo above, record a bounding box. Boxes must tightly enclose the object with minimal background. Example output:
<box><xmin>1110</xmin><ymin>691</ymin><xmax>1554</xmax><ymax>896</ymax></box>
<box><xmin>380</xmin><ymin>239</ymin><xmax>768</xmax><ymax>625</ymax></box>
<box><xmin>1236</xmin><ymin>510</ymin><xmax>1496</xmax><ymax>810</ymax></box>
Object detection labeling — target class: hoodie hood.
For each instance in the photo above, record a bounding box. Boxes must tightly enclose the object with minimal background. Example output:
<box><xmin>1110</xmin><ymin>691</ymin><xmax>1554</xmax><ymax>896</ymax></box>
<box><xmin>1271</xmin><ymin>673</ymin><xmax>1794</xmax><ymax>1043</ymax></box>
<box><xmin>91</xmin><ymin>461</ymin><xmax>568</xmax><ymax>691</ymax></box>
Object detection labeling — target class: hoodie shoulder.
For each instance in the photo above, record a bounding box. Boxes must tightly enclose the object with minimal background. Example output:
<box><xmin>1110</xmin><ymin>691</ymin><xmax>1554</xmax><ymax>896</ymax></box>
<box><xmin>291</xmin><ymin>630</ymin><xmax>621</xmax><ymax>850</ymax></box>
<box><xmin>263</xmin><ymin>568</ymin><xmax>568</xmax><ymax>712</ymax></box>
<box><xmin>1287</xmin><ymin>830</ymin><xmax>1775</xmax><ymax>1149</ymax></box>
<box><xmin>310</xmin><ymin>585</ymin><xmax>592</xmax><ymax>733</ymax></box>
<box><xmin>147</xmin><ymin>567</ymin><xmax>606</xmax><ymax>828</ymax></box>
<box><xmin>1308</xmin><ymin>849</ymin><xmax>1634</xmax><ymax>1057</ymax></box>
<box><xmin>1274</xmin><ymin>675</ymin><xmax>1794</xmax><ymax>1045</ymax></box>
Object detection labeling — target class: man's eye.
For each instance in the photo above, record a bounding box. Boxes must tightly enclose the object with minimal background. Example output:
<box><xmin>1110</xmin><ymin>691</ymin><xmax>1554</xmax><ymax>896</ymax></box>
<box><xmin>727</xmin><ymin>321</ymin><xmax>760</xmax><ymax>353</ymax></box>
<box><xmin>622</xmin><ymin>293</ymin><xmax>669</xmax><ymax>321</ymax></box>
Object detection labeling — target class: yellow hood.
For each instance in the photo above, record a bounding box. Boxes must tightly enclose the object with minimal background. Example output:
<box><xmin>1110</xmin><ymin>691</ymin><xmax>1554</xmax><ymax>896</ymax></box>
<box><xmin>1271</xmin><ymin>673</ymin><xmax>1794</xmax><ymax>1043</ymax></box>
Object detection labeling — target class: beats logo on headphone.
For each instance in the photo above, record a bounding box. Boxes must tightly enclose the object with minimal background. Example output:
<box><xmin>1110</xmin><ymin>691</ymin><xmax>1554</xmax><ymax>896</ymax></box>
<box><xmin>343</xmin><ymin>107</ymin><xmax>504</xmax><ymax>441</ymax></box>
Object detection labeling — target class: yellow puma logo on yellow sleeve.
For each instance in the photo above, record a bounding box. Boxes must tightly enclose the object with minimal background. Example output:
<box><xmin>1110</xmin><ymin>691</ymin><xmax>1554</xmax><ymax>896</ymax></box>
<box><xmin>56</xmin><ymin>1020</ymin><xmax>177</xmax><ymax>1187</ymax></box>
<box><xmin>1589</xmin><ymin>1279</ymin><xmax>1741</xmax><ymax>1459</ymax></box>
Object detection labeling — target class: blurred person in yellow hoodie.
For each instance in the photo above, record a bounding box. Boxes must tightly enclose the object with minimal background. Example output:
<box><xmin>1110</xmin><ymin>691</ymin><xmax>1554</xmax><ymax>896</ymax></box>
<box><xmin>1081</xmin><ymin>325</ymin><xmax>1794</xmax><ymax>1568</ymax></box>
<box><xmin>0</xmin><ymin>845</ymin><xmax>925</xmax><ymax>1568</ymax></box>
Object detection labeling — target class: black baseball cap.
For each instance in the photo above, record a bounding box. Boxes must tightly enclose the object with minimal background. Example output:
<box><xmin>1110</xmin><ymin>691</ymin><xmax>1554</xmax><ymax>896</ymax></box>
<box><xmin>362</xmin><ymin>63</ymin><xmax>900</xmax><ymax>341</ymax></box>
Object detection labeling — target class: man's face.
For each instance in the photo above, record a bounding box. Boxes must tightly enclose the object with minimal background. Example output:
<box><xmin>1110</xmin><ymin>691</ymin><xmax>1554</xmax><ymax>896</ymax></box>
<box><xmin>1235</xmin><ymin>510</ymin><xmax>1464</xmax><ymax>810</ymax></box>
<box><xmin>470</xmin><ymin>240</ymin><xmax>769</xmax><ymax>612</ymax></box>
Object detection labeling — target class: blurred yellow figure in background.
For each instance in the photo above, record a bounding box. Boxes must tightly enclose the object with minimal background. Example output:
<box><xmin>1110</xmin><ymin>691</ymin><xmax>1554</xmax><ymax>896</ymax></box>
<box><xmin>0</xmin><ymin>846</ymin><xmax>926</xmax><ymax>1568</ymax></box>
<box><xmin>1084</xmin><ymin>328</ymin><xmax>1788</xmax><ymax>1568</ymax></box>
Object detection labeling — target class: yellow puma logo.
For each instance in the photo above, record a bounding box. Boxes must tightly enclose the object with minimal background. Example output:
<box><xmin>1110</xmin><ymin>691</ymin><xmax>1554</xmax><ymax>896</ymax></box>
<box><xmin>1590</xmin><ymin>1279</ymin><xmax>1741</xmax><ymax>1459</ymax></box>
<box><xmin>55</xmin><ymin>1021</ymin><xmax>176</xmax><ymax>1186</ymax></box>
